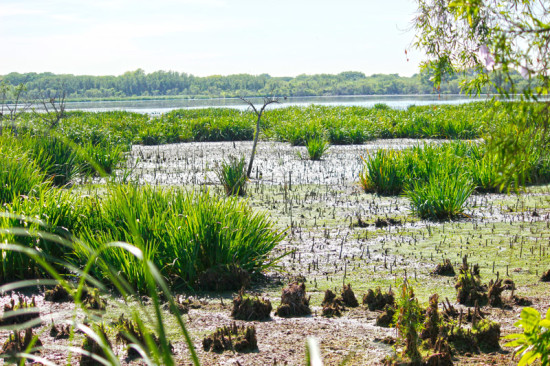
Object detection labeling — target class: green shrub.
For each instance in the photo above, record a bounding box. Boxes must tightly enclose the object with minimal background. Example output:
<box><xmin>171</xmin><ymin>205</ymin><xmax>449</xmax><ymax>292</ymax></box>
<box><xmin>505</xmin><ymin>307</ymin><xmax>550</xmax><ymax>366</ymax></box>
<box><xmin>0</xmin><ymin>188</ymin><xmax>90</xmax><ymax>281</ymax></box>
<box><xmin>0</xmin><ymin>141</ymin><xmax>47</xmax><ymax>204</ymax></box>
<box><xmin>21</xmin><ymin>135</ymin><xmax>80</xmax><ymax>186</ymax></box>
<box><xmin>393</xmin><ymin>279</ymin><xmax>423</xmax><ymax>363</ymax></box>
<box><xmin>405</xmin><ymin>171</ymin><xmax>474</xmax><ymax>220</ymax></box>
<box><xmin>359</xmin><ymin>150</ymin><xmax>406</xmax><ymax>195</ymax></box>
<box><xmin>76</xmin><ymin>185</ymin><xmax>285</xmax><ymax>291</ymax></box>
<box><xmin>305</xmin><ymin>136</ymin><xmax>330</xmax><ymax>160</ymax></box>
<box><xmin>216</xmin><ymin>156</ymin><xmax>248</xmax><ymax>196</ymax></box>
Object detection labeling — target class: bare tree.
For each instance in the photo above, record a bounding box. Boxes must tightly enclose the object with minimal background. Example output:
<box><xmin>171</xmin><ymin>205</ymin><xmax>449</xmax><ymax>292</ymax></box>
<box><xmin>1</xmin><ymin>82</ymin><xmax>31</xmax><ymax>120</ymax></box>
<box><xmin>36</xmin><ymin>88</ymin><xmax>67</xmax><ymax>129</ymax></box>
<box><xmin>0</xmin><ymin>81</ymin><xmax>32</xmax><ymax>135</ymax></box>
<box><xmin>240</xmin><ymin>96</ymin><xmax>279</xmax><ymax>178</ymax></box>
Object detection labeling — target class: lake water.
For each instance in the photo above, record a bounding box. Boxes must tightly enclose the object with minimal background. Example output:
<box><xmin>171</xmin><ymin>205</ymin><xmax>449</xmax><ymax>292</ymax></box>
<box><xmin>64</xmin><ymin>94</ymin><xmax>488</xmax><ymax>114</ymax></box>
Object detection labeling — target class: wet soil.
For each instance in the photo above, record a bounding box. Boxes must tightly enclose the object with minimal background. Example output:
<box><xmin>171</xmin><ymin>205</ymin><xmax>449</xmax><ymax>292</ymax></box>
<box><xmin>4</xmin><ymin>139</ymin><xmax>550</xmax><ymax>365</ymax></box>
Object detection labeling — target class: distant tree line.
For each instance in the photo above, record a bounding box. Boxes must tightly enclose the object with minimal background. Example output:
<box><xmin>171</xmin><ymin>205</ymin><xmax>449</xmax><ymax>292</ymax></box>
<box><xmin>0</xmin><ymin>69</ymin><xmax>530</xmax><ymax>100</ymax></box>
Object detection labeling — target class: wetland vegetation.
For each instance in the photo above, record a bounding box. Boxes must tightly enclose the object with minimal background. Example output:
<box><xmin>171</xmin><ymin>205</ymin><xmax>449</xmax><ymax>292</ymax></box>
<box><xmin>0</xmin><ymin>100</ymin><xmax>549</xmax><ymax>365</ymax></box>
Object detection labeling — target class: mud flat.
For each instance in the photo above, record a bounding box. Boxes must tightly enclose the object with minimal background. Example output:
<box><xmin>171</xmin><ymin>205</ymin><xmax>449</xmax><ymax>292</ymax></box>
<box><xmin>127</xmin><ymin>139</ymin><xmax>445</xmax><ymax>186</ymax></box>
<box><xmin>2</xmin><ymin>138</ymin><xmax>549</xmax><ymax>365</ymax></box>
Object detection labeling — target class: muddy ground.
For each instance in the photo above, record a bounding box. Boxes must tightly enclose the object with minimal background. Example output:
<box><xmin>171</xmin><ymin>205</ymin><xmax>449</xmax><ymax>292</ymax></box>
<box><xmin>2</xmin><ymin>140</ymin><xmax>550</xmax><ymax>365</ymax></box>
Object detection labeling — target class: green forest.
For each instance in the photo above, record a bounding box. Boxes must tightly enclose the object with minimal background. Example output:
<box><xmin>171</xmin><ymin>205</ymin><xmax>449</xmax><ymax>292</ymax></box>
<box><xmin>0</xmin><ymin>69</ymin><xmax>530</xmax><ymax>101</ymax></box>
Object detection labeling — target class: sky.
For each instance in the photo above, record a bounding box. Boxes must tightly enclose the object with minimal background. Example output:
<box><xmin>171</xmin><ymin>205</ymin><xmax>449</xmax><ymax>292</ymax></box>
<box><xmin>0</xmin><ymin>0</ymin><xmax>423</xmax><ymax>77</ymax></box>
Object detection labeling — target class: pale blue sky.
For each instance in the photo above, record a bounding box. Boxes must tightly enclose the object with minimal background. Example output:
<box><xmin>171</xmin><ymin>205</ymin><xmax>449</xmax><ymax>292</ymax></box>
<box><xmin>0</xmin><ymin>0</ymin><xmax>422</xmax><ymax>77</ymax></box>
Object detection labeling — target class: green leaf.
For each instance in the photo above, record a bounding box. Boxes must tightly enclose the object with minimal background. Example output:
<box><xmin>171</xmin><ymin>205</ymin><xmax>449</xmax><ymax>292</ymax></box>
<box><xmin>518</xmin><ymin>350</ymin><xmax>534</xmax><ymax>366</ymax></box>
<box><xmin>520</xmin><ymin>307</ymin><xmax>541</xmax><ymax>328</ymax></box>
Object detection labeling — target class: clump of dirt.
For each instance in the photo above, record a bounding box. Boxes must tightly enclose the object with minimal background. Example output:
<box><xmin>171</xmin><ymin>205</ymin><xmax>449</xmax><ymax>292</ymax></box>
<box><xmin>375</xmin><ymin>304</ymin><xmax>395</xmax><ymax>327</ymax></box>
<box><xmin>421</xmin><ymin>294</ymin><xmax>441</xmax><ymax>346</ymax></box>
<box><xmin>502</xmin><ymin>278</ymin><xmax>515</xmax><ymax>290</ymax></box>
<box><xmin>231</xmin><ymin>290</ymin><xmax>272</xmax><ymax>321</ymax></box>
<box><xmin>196</xmin><ymin>264</ymin><xmax>250</xmax><ymax>291</ymax></box>
<box><xmin>432</xmin><ymin>259</ymin><xmax>455</xmax><ymax>276</ymax></box>
<box><xmin>374</xmin><ymin>336</ymin><xmax>396</xmax><ymax>345</ymax></box>
<box><xmin>0</xmin><ymin>296</ymin><xmax>40</xmax><ymax>326</ymax></box>
<box><xmin>80</xmin><ymin>324</ymin><xmax>111</xmax><ymax>366</ymax></box>
<box><xmin>170</xmin><ymin>297</ymin><xmax>190</xmax><ymax>315</ymax></box>
<box><xmin>455</xmin><ymin>256</ymin><xmax>487</xmax><ymax>306</ymax></box>
<box><xmin>487</xmin><ymin>277</ymin><xmax>530</xmax><ymax>307</ymax></box>
<box><xmin>44</xmin><ymin>284</ymin><xmax>72</xmax><ymax>302</ymax></box>
<box><xmin>447</xmin><ymin>326</ymin><xmax>480</xmax><ymax>354</ymax></box>
<box><xmin>202</xmin><ymin>323</ymin><xmax>258</xmax><ymax>353</ymax></box>
<box><xmin>447</xmin><ymin>318</ymin><xmax>501</xmax><ymax>354</ymax></box>
<box><xmin>487</xmin><ymin>278</ymin><xmax>505</xmax><ymax>307</ymax></box>
<box><xmin>465</xmin><ymin>301</ymin><xmax>486</xmax><ymax>323</ymax></box>
<box><xmin>374</xmin><ymin>217</ymin><xmax>401</xmax><ymax>228</ymax></box>
<box><xmin>510</xmin><ymin>295</ymin><xmax>532</xmax><ymax>306</ymax></box>
<box><xmin>363</xmin><ymin>287</ymin><xmax>395</xmax><ymax>311</ymax></box>
<box><xmin>541</xmin><ymin>269</ymin><xmax>550</xmax><ymax>282</ymax></box>
<box><xmin>275</xmin><ymin>282</ymin><xmax>311</xmax><ymax>317</ymax></box>
<box><xmin>441</xmin><ymin>297</ymin><xmax>459</xmax><ymax>320</ymax></box>
<box><xmin>167</xmin><ymin>296</ymin><xmax>202</xmax><ymax>315</ymax></box>
<box><xmin>474</xmin><ymin>319</ymin><xmax>501</xmax><ymax>351</ymax></box>
<box><xmin>354</xmin><ymin>215</ymin><xmax>369</xmax><ymax>228</ymax></box>
<box><xmin>115</xmin><ymin>314</ymin><xmax>172</xmax><ymax>359</ymax></box>
<box><xmin>50</xmin><ymin>321</ymin><xmax>71</xmax><ymax>339</ymax></box>
<box><xmin>425</xmin><ymin>337</ymin><xmax>453</xmax><ymax>366</ymax></box>
<box><xmin>321</xmin><ymin>290</ymin><xmax>344</xmax><ymax>317</ymax></box>
<box><xmin>341</xmin><ymin>284</ymin><xmax>359</xmax><ymax>307</ymax></box>
<box><xmin>320</xmin><ymin>284</ymin><xmax>359</xmax><ymax>317</ymax></box>
<box><xmin>83</xmin><ymin>288</ymin><xmax>106</xmax><ymax>311</ymax></box>
<box><xmin>1</xmin><ymin>328</ymin><xmax>42</xmax><ymax>361</ymax></box>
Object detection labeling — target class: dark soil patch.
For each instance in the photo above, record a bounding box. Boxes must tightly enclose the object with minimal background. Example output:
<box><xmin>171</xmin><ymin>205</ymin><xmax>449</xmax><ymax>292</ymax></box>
<box><xmin>0</xmin><ymin>296</ymin><xmax>40</xmax><ymax>326</ymax></box>
<box><xmin>202</xmin><ymin>323</ymin><xmax>258</xmax><ymax>353</ymax></box>
<box><xmin>363</xmin><ymin>287</ymin><xmax>395</xmax><ymax>311</ymax></box>
<box><xmin>80</xmin><ymin>324</ymin><xmax>111</xmax><ymax>366</ymax></box>
<box><xmin>44</xmin><ymin>284</ymin><xmax>72</xmax><ymax>303</ymax></box>
<box><xmin>341</xmin><ymin>284</ymin><xmax>359</xmax><ymax>307</ymax></box>
<box><xmin>50</xmin><ymin>321</ymin><xmax>71</xmax><ymax>339</ymax></box>
<box><xmin>375</xmin><ymin>305</ymin><xmax>396</xmax><ymax>327</ymax></box>
<box><xmin>231</xmin><ymin>291</ymin><xmax>272</xmax><ymax>321</ymax></box>
<box><xmin>275</xmin><ymin>282</ymin><xmax>311</xmax><ymax>317</ymax></box>
<box><xmin>374</xmin><ymin>217</ymin><xmax>402</xmax><ymax>228</ymax></box>
<box><xmin>115</xmin><ymin>314</ymin><xmax>172</xmax><ymax>359</ymax></box>
<box><xmin>321</xmin><ymin>290</ymin><xmax>344</xmax><ymax>317</ymax></box>
<box><xmin>455</xmin><ymin>257</ymin><xmax>487</xmax><ymax>306</ymax></box>
<box><xmin>196</xmin><ymin>264</ymin><xmax>250</xmax><ymax>291</ymax></box>
<box><xmin>1</xmin><ymin>328</ymin><xmax>42</xmax><ymax>361</ymax></box>
<box><xmin>432</xmin><ymin>259</ymin><xmax>455</xmax><ymax>276</ymax></box>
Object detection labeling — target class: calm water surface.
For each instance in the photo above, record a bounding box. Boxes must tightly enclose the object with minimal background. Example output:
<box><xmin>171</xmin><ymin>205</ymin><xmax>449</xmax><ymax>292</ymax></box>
<box><xmin>64</xmin><ymin>95</ymin><xmax>489</xmax><ymax>114</ymax></box>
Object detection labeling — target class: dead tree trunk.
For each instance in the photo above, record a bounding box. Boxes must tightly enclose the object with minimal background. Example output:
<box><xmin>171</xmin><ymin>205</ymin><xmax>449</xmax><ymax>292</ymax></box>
<box><xmin>240</xmin><ymin>97</ymin><xmax>279</xmax><ymax>178</ymax></box>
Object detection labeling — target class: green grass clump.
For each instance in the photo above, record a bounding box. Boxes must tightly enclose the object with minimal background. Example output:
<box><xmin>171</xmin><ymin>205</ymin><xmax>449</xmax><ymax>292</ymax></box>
<box><xmin>18</xmin><ymin>135</ymin><xmax>80</xmax><ymax>186</ymax></box>
<box><xmin>0</xmin><ymin>141</ymin><xmax>47</xmax><ymax>204</ymax></box>
<box><xmin>216</xmin><ymin>156</ymin><xmax>248</xmax><ymax>196</ymax></box>
<box><xmin>405</xmin><ymin>171</ymin><xmax>474</xmax><ymax>220</ymax></box>
<box><xmin>0</xmin><ymin>188</ymin><xmax>91</xmax><ymax>281</ymax></box>
<box><xmin>77</xmin><ymin>185</ymin><xmax>285</xmax><ymax>291</ymax></box>
<box><xmin>2</xmin><ymin>185</ymin><xmax>285</xmax><ymax>291</ymax></box>
<box><xmin>359</xmin><ymin>150</ymin><xmax>406</xmax><ymax>195</ymax></box>
<box><xmin>305</xmin><ymin>136</ymin><xmax>330</xmax><ymax>160</ymax></box>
